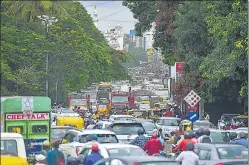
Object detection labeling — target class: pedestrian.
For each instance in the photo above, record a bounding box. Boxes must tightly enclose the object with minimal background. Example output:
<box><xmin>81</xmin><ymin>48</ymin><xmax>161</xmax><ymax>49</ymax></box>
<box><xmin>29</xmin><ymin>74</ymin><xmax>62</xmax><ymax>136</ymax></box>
<box><xmin>231</xmin><ymin>132</ymin><xmax>248</xmax><ymax>148</ymax></box>
<box><xmin>35</xmin><ymin>154</ymin><xmax>46</xmax><ymax>165</ymax></box>
<box><xmin>130</xmin><ymin>129</ymin><xmax>148</xmax><ymax>148</ymax></box>
<box><xmin>84</xmin><ymin>144</ymin><xmax>104</xmax><ymax>165</ymax></box>
<box><xmin>175</xmin><ymin>142</ymin><xmax>199</xmax><ymax>165</ymax></box>
<box><xmin>143</xmin><ymin>133</ymin><xmax>163</xmax><ymax>155</ymax></box>
<box><xmin>46</xmin><ymin>141</ymin><xmax>65</xmax><ymax>165</ymax></box>
<box><xmin>197</xmin><ymin>128</ymin><xmax>212</xmax><ymax>143</ymax></box>
<box><xmin>204</xmin><ymin>112</ymin><xmax>210</xmax><ymax>121</ymax></box>
<box><xmin>40</xmin><ymin>140</ymin><xmax>50</xmax><ymax>157</ymax></box>
<box><xmin>173</xmin><ymin>132</ymin><xmax>194</xmax><ymax>152</ymax></box>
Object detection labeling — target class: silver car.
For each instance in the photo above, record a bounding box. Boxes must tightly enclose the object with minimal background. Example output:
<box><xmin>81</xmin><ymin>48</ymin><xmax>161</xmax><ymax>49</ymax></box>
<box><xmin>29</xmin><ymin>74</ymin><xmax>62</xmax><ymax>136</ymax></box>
<box><xmin>156</xmin><ymin>117</ymin><xmax>181</xmax><ymax>138</ymax></box>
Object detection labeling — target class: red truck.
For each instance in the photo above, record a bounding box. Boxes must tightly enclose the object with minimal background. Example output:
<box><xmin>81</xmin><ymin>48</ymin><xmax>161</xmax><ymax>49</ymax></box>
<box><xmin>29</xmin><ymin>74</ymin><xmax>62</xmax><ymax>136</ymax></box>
<box><xmin>111</xmin><ymin>89</ymin><xmax>135</xmax><ymax>115</ymax></box>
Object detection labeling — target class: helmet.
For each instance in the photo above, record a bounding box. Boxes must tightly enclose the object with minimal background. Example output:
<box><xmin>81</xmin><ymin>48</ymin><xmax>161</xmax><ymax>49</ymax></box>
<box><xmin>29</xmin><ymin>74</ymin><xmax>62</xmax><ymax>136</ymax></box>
<box><xmin>137</xmin><ymin>129</ymin><xmax>144</xmax><ymax>135</ymax></box>
<box><xmin>186</xmin><ymin>142</ymin><xmax>194</xmax><ymax>151</ymax></box>
<box><xmin>203</xmin><ymin>128</ymin><xmax>210</xmax><ymax>136</ymax></box>
<box><xmin>184</xmin><ymin>132</ymin><xmax>191</xmax><ymax>139</ymax></box>
<box><xmin>43</xmin><ymin>140</ymin><xmax>50</xmax><ymax>146</ymax></box>
<box><xmin>195</xmin><ymin>128</ymin><xmax>203</xmax><ymax>138</ymax></box>
<box><xmin>93</xmin><ymin>134</ymin><xmax>98</xmax><ymax>141</ymax></box>
<box><xmin>189</xmin><ymin>131</ymin><xmax>195</xmax><ymax>139</ymax></box>
<box><xmin>230</xmin><ymin>132</ymin><xmax>237</xmax><ymax>140</ymax></box>
<box><xmin>152</xmin><ymin>133</ymin><xmax>157</xmax><ymax>139</ymax></box>
<box><xmin>91</xmin><ymin>144</ymin><xmax>99</xmax><ymax>151</ymax></box>
<box><xmin>185</xmin><ymin>127</ymin><xmax>191</xmax><ymax>132</ymax></box>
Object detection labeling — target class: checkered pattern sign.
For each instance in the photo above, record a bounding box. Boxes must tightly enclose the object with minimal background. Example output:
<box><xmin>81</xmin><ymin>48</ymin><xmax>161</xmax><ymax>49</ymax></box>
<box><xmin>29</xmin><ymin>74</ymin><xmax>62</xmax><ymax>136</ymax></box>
<box><xmin>184</xmin><ymin>90</ymin><xmax>201</xmax><ymax>107</ymax></box>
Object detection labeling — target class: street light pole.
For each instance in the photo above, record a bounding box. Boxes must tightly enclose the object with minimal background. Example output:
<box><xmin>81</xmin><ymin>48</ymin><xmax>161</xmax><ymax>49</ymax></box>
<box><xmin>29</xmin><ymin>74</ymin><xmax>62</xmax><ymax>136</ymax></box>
<box><xmin>37</xmin><ymin>15</ymin><xmax>58</xmax><ymax>97</ymax></box>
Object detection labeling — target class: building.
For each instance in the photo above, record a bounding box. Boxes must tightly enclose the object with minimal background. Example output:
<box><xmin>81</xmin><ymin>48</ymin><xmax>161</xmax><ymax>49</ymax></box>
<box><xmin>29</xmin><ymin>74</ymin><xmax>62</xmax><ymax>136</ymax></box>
<box><xmin>103</xmin><ymin>25</ymin><xmax>124</xmax><ymax>50</ymax></box>
<box><xmin>93</xmin><ymin>6</ymin><xmax>98</xmax><ymax>27</ymax></box>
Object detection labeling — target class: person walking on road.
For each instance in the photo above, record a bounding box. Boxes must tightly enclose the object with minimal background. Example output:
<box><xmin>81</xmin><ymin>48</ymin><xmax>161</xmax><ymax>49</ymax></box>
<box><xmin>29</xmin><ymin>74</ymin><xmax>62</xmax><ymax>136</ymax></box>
<box><xmin>231</xmin><ymin>132</ymin><xmax>248</xmax><ymax>148</ymax></box>
<box><xmin>84</xmin><ymin>144</ymin><xmax>104</xmax><ymax>165</ymax></box>
<box><xmin>143</xmin><ymin>133</ymin><xmax>163</xmax><ymax>155</ymax></box>
<box><xmin>175</xmin><ymin>142</ymin><xmax>199</xmax><ymax>165</ymax></box>
<box><xmin>130</xmin><ymin>129</ymin><xmax>148</xmax><ymax>148</ymax></box>
<box><xmin>47</xmin><ymin>141</ymin><xmax>65</xmax><ymax>165</ymax></box>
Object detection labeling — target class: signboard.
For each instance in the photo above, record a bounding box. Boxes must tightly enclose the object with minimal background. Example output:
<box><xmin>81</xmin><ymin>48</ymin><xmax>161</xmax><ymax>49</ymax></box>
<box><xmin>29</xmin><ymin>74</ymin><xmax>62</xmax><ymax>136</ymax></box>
<box><xmin>5</xmin><ymin>113</ymin><xmax>49</xmax><ymax>121</ymax></box>
<box><xmin>188</xmin><ymin>105</ymin><xmax>198</xmax><ymax>111</ymax></box>
<box><xmin>187</xmin><ymin>111</ymin><xmax>199</xmax><ymax>122</ymax></box>
<box><xmin>175</xmin><ymin>62</ymin><xmax>184</xmax><ymax>73</ymax></box>
<box><xmin>22</xmin><ymin>97</ymin><xmax>34</xmax><ymax>112</ymax></box>
<box><xmin>184</xmin><ymin>90</ymin><xmax>201</xmax><ymax>107</ymax></box>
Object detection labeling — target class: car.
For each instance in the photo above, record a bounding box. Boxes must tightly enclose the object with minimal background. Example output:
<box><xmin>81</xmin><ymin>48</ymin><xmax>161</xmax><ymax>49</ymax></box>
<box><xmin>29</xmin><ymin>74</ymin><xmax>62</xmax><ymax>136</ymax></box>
<box><xmin>155</xmin><ymin>117</ymin><xmax>181</xmax><ymax>138</ymax></box>
<box><xmin>75</xmin><ymin>144</ymin><xmax>147</xmax><ymax>165</ymax></box>
<box><xmin>193</xmin><ymin>120</ymin><xmax>213</xmax><ymax>130</ymax></box>
<box><xmin>208</xmin><ymin>129</ymin><xmax>230</xmax><ymax>143</ymax></box>
<box><xmin>194</xmin><ymin>143</ymin><xmax>248</xmax><ymax>165</ymax></box>
<box><xmin>51</xmin><ymin>126</ymin><xmax>78</xmax><ymax>143</ymax></box>
<box><xmin>108</xmin><ymin>121</ymin><xmax>147</xmax><ymax>144</ymax></box>
<box><xmin>109</xmin><ymin>115</ymin><xmax>135</xmax><ymax>123</ymax></box>
<box><xmin>93</xmin><ymin>121</ymin><xmax>112</xmax><ymax>130</ymax></box>
<box><xmin>135</xmin><ymin>119</ymin><xmax>157</xmax><ymax>137</ymax></box>
<box><xmin>59</xmin><ymin>129</ymin><xmax>118</xmax><ymax>158</ymax></box>
<box><xmin>93</xmin><ymin>156</ymin><xmax>178</xmax><ymax>165</ymax></box>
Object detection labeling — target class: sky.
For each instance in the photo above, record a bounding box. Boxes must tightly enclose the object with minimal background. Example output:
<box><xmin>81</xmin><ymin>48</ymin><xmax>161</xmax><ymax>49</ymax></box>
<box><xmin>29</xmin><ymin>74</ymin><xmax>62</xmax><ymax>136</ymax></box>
<box><xmin>80</xmin><ymin>1</ymin><xmax>137</xmax><ymax>33</ymax></box>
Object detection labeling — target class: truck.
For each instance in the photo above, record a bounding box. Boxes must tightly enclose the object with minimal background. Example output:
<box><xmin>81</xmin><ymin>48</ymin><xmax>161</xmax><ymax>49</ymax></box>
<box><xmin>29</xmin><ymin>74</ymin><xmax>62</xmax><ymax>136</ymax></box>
<box><xmin>134</xmin><ymin>90</ymin><xmax>153</xmax><ymax>105</ymax></box>
<box><xmin>110</xmin><ymin>87</ymin><xmax>135</xmax><ymax>115</ymax></box>
<box><xmin>1</xmin><ymin>96</ymin><xmax>51</xmax><ymax>163</ymax></box>
<box><xmin>96</xmin><ymin>83</ymin><xmax>112</xmax><ymax>115</ymax></box>
<box><xmin>68</xmin><ymin>93</ymin><xmax>90</xmax><ymax>114</ymax></box>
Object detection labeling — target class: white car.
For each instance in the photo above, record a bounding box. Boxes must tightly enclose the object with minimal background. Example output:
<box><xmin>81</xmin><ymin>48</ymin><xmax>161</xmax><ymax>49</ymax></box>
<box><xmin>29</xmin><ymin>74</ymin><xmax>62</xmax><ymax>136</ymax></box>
<box><xmin>108</xmin><ymin>121</ymin><xmax>148</xmax><ymax>144</ymax></box>
<box><xmin>155</xmin><ymin>117</ymin><xmax>181</xmax><ymax>138</ymax></box>
<box><xmin>93</xmin><ymin>121</ymin><xmax>112</xmax><ymax>130</ymax></box>
<box><xmin>76</xmin><ymin>143</ymin><xmax>147</xmax><ymax>164</ymax></box>
<box><xmin>59</xmin><ymin>129</ymin><xmax>118</xmax><ymax>158</ymax></box>
<box><xmin>109</xmin><ymin>115</ymin><xmax>135</xmax><ymax>123</ymax></box>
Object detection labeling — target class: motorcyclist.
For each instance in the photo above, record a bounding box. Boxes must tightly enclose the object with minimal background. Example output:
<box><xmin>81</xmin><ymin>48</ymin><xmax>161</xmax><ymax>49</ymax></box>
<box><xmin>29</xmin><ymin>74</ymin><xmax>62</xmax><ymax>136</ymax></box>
<box><xmin>190</xmin><ymin>131</ymin><xmax>197</xmax><ymax>144</ymax></box>
<box><xmin>40</xmin><ymin>140</ymin><xmax>50</xmax><ymax>157</ymax></box>
<box><xmin>231</xmin><ymin>132</ymin><xmax>248</xmax><ymax>148</ymax></box>
<box><xmin>84</xmin><ymin>144</ymin><xmax>104</xmax><ymax>165</ymax></box>
<box><xmin>130</xmin><ymin>129</ymin><xmax>148</xmax><ymax>148</ymax></box>
<box><xmin>85</xmin><ymin>134</ymin><xmax>100</xmax><ymax>146</ymax></box>
<box><xmin>175</xmin><ymin>142</ymin><xmax>199</xmax><ymax>165</ymax></box>
<box><xmin>197</xmin><ymin>128</ymin><xmax>212</xmax><ymax>143</ymax></box>
<box><xmin>84</xmin><ymin>111</ymin><xmax>92</xmax><ymax>118</ymax></box>
<box><xmin>143</xmin><ymin>133</ymin><xmax>163</xmax><ymax>155</ymax></box>
<box><xmin>195</xmin><ymin>128</ymin><xmax>203</xmax><ymax>139</ymax></box>
<box><xmin>173</xmin><ymin>132</ymin><xmax>194</xmax><ymax>152</ymax></box>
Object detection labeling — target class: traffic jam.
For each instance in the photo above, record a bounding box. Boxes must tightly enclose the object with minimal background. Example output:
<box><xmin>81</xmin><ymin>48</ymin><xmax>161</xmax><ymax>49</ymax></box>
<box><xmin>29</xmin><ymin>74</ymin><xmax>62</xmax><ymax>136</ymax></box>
<box><xmin>1</xmin><ymin>82</ymin><xmax>248</xmax><ymax>165</ymax></box>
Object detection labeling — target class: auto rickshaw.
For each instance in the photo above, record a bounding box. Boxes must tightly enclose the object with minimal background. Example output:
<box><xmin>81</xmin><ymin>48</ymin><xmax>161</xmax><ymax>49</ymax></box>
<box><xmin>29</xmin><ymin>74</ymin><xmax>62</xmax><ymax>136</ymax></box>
<box><xmin>97</xmin><ymin>104</ymin><xmax>109</xmax><ymax>116</ymax></box>
<box><xmin>179</xmin><ymin>119</ymin><xmax>192</xmax><ymax>132</ymax></box>
<box><xmin>56</xmin><ymin>116</ymin><xmax>84</xmax><ymax>129</ymax></box>
<box><xmin>1</xmin><ymin>156</ymin><xmax>29</xmax><ymax>165</ymax></box>
<box><xmin>132</xmin><ymin>109</ymin><xmax>152</xmax><ymax>119</ymax></box>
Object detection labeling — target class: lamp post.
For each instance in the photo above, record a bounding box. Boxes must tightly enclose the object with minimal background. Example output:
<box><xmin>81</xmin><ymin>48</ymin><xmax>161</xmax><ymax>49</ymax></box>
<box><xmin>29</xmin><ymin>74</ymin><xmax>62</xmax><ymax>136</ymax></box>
<box><xmin>37</xmin><ymin>15</ymin><xmax>58</xmax><ymax>97</ymax></box>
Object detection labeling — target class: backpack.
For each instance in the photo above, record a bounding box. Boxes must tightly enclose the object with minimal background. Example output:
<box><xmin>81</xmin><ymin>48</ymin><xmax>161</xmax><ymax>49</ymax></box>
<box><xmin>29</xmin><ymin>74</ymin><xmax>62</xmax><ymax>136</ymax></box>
<box><xmin>201</xmin><ymin>136</ymin><xmax>212</xmax><ymax>143</ymax></box>
<box><xmin>55</xmin><ymin>151</ymin><xmax>65</xmax><ymax>165</ymax></box>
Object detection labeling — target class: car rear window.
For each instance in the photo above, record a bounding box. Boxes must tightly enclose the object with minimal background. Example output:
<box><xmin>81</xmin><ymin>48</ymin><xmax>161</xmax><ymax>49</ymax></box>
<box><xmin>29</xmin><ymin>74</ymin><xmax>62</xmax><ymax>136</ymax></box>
<box><xmin>210</xmin><ymin>132</ymin><xmax>230</xmax><ymax>143</ymax></box>
<box><xmin>217</xmin><ymin>146</ymin><xmax>248</xmax><ymax>159</ymax></box>
<box><xmin>138</xmin><ymin>162</ymin><xmax>177</xmax><ymax>165</ymax></box>
<box><xmin>110</xmin><ymin>123</ymin><xmax>145</xmax><ymax>135</ymax></box>
<box><xmin>51</xmin><ymin>128</ymin><xmax>74</xmax><ymax>138</ymax></box>
<box><xmin>79</xmin><ymin>134</ymin><xmax>118</xmax><ymax>143</ymax></box>
<box><xmin>107</xmin><ymin>147</ymin><xmax>146</xmax><ymax>157</ymax></box>
<box><xmin>1</xmin><ymin>140</ymin><xmax>18</xmax><ymax>156</ymax></box>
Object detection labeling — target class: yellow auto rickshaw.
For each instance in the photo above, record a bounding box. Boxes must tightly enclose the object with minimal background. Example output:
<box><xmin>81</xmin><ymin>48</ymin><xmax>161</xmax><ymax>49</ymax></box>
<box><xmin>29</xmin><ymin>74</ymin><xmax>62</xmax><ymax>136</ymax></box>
<box><xmin>180</xmin><ymin>119</ymin><xmax>192</xmax><ymax>132</ymax></box>
<box><xmin>56</xmin><ymin>116</ymin><xmax>84</xmax><ymax>129</ymax></box>
<box><xmin>97</xmin><ymin>104</ymin><xmax>109</xmax><ymax>116</ymax></box>
<box><xmin>1</xmin><ymin>156</ymin><xmax>29</xmax><ymax>165</ymax></box>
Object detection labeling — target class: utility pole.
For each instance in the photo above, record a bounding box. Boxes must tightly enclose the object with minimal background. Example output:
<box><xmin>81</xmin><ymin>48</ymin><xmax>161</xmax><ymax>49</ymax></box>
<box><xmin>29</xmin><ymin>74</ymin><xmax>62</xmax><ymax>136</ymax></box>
<box><xmin>37</xmin><ymin>15</ymin><xmax>58</xmax><ymax>97</ymax></box>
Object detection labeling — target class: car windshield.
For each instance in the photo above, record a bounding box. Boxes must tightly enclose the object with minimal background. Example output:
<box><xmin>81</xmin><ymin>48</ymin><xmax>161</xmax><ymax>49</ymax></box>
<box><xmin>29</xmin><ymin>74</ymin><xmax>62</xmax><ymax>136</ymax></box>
<box><xmin>1</xmin><ymin>140</ymin><xmax>18</xmax><ymax>156</ymax></box>
<box><xmin>217</xmin><ymin>146</ymin><xmax>248</xmax><ymax>159</ymax></box>
<box><xmin>232</xmin><ymin>118</ymin><xmax>248</xmax><ymax>127</ymax></box>
<box><xmin>116</xmin><ymin>117</ymin><xmax>134</xmax><ymax>121</ymax></box>
<box><xmin>210</xmin><ymin>131</ymin><xmax>230</xmax><ymax>143</ymax></box>
<box><xmin>138</xmin><ymin>162</ymin><xmax>177</xmax><ymax>165</ymax></box>
<box><xmin>112</xmin><ymin>96</ymin><xmax>128</xmax><ymax>103</ymax></box>
<box><xmin>141</xmin><ymin>122</ymin><xmax>156</xmax><ymax>132</ymax></box>
<box><xmin>51</xmin><ymin>128</ymin><xmax>73</xmax><ymax>138</ymax></box>
<box><xmin>193</xmin><ymin>122</ymin><xmax>211</xmax><ymax>129</ymax></box>
<box><xmin>139</xmin><ymin>104</ymin><xmax>150</xmax><ymax>109</ymax></box>
<box><xmin>79</xmin><ymin>134</ymin><xmax>118</xmax><ymax>143</ymax></box>
<box><xmin>70</xmin><ymin>99</ymin><xmax>86</xmax><ymax>106</ymax></box>
<box><xmin>139</xmin><ymin>96</ymin><xmax>150</xmax><ymax>101</ymax></box>
<box><xmin>158</xmin><ymin>119</ymin><xmax>180</xmax><ymax>126</ymax></box>
<box><xmin>60</xmin><ymin>109</ymin><xmax>75</xmax><ymax>113</ymax></box>
<box><xmin>110</xmin><ymin>123</ymin><xmax>145</xmax><ymax>135</ymax></box>
<box><xmin>107</xmin><ymin>147</ymin><xmax>146</xmax><ymax>157</ymax></box>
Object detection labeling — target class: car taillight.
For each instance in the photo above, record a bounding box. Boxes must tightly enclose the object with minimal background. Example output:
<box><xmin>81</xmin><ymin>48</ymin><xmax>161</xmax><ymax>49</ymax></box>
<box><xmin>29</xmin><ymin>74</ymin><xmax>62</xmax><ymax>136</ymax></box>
<box><xmin>133</xmin><ymin>162</ymin><xmax>138</xmax><ymax>165</ymax></box>
<box><xmin>76</xmin><ymin>146</ymin><xmax>81</xmax><ymax>155</ymax></box>
<box><xmin>215</xmin><ymin>163</ymin><xmax>224</xmax><ymax>165</ymax></box>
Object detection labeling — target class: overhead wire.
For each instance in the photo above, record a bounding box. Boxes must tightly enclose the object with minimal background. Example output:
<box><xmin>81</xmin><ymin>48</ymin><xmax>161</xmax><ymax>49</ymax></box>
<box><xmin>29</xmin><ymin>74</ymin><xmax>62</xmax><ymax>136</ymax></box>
<box><xmin>98</xmin><ymin>8</ymin><xmax>128</xmax><ymax>21</ymax></box>
<box><xmin>84</xmin><ymin>1</ymin><xmax>112</xmax><ymax>8</ymax></box>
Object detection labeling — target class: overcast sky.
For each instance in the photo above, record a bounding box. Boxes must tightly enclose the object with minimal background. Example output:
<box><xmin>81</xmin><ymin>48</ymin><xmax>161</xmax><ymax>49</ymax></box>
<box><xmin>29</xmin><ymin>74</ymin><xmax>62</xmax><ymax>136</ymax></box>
<box><xmin>80</xmin><ymin>1</ymin><xmax>137</xmax><ymax>34</ymax></box>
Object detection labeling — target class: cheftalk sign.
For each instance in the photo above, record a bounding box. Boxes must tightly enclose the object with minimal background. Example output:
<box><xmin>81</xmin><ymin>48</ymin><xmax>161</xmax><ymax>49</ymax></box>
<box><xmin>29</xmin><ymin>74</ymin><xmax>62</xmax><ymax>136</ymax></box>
<box><xmin>6</xmin><ymin>113</ymin><xmax>49</xmax><ymax>120</ymax></box>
